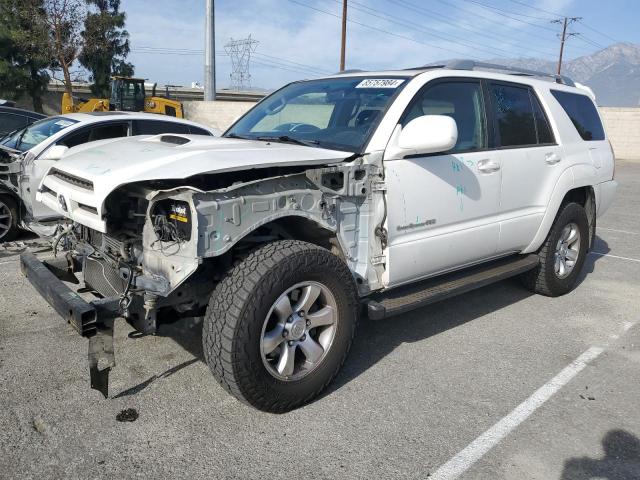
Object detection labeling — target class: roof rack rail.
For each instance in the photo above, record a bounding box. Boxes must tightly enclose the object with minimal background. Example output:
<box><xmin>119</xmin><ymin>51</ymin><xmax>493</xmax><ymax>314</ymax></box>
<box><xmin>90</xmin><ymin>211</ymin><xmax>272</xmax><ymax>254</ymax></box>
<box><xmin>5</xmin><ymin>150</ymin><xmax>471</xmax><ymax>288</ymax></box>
<box><xmin>418</xmin><ymin>59</ymin><xmax>575</xmax><ymax>87</ymax></box>
<box><xmin>333</xmin><ymin>69</ymin><xmax>367</xmax><ymax>75</ymax></box>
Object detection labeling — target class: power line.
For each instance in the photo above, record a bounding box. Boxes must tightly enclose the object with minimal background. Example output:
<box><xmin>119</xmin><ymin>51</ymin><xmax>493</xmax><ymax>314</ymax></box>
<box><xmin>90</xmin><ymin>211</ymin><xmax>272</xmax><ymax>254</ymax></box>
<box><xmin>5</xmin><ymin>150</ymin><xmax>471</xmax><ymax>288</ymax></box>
<box><xmin>507</xmin><ymin>0</ymin><xmax>621</xmax><ymax>46</ymax></box>
<box><xmin>577</xmin><ymin>20</ymin><xmax>621</xmax><ymax>44</ymax></box>
<box><xmin>437</xmin><ymin>0</ymin><xmax>594</xmax><ymax>55</ymax></box>
<box><xmin>329</xmin><ymin>0</ymin><xmax>513</xmax><ymax>59</ymax></box>
<box><xmin>387</xmin><ymin>0</ymin><xmax>559</xmax><ymax>58</ymax></box>
<box><xmin>132</xmin><ymin>45</ymin><xmax>331</xmax><ymax>76</ymax></box>
<box><xmin>460</xmin><ymin>0</ymin><xmax>560</xmax><ymax>33</ymax></box>
<box><xmin>286</xmin><ymin>0</ymin><xmax>482</xmax><ymax>60</ymax></box>
<box><xmin>463</xmin><ymin>0</ymin><xmax>552</xmax><ymax>21</ymax></box>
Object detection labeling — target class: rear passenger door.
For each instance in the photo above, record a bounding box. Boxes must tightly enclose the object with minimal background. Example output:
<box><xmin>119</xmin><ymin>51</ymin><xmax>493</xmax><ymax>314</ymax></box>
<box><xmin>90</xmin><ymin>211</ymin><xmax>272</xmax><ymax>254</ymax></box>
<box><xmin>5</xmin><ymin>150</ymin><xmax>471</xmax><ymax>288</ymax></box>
<box><xmin>487</xmin><ymin>82</ymin><xmax>562</xmax><ymax>253</ymax></box>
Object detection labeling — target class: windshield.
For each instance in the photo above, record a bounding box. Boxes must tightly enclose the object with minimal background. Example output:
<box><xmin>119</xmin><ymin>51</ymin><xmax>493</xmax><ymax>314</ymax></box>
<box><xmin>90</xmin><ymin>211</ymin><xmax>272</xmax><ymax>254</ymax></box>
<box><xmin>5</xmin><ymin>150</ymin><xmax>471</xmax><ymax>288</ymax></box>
<box><xmin>225</xmin><ymin>76</ymin><xmax>409</xmax><ymax>152</ymax></box>
<box><xmin>0</xmin><ymin>116</ymin><xmax>77</xmax><ymax>152</ymax></box>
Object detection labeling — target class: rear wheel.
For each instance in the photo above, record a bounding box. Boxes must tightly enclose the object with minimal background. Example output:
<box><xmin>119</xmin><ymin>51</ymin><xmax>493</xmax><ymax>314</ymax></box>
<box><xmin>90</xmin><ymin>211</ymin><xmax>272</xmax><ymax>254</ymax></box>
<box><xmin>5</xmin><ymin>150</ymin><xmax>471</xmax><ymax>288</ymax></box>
<box><xmin>522</xmin><ymin>202</ymin><xmax>589</xmax><ymax>296</ymax></box>
<box><xmin>0</xmin><ymin>195</ymin><xmax>19</xmax><ymax>242</ymax></box>
<box><xmin>202</xmin><ymin>240</ymin><xmax>358</xmax><ymax>412</ymax></box>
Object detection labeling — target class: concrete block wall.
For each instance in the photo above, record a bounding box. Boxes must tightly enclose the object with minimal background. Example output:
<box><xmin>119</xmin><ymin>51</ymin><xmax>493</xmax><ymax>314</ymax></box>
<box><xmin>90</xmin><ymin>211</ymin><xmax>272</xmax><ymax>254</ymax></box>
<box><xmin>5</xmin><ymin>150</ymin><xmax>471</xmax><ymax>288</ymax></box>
<box><xmin>599</xmin><ymin>107</ymin><xmax>640</xmax><ymax>160</ymax></box>
<box><xmin>182</xmin><ymin>101</ymin><xmax>256</xmax><ymax>133</ymax></box>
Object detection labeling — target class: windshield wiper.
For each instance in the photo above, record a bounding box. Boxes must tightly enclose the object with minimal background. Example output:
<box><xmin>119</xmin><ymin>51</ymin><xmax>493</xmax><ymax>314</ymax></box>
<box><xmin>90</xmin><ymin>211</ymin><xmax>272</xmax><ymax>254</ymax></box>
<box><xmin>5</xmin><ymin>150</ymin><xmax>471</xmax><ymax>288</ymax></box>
<box><xmin>256</xmin><ymin>135</ymin><xmax>320</xmax><ymax>148</ymax></box>
<box><xmin>225</xmin><ymin>133</ymin><xmax>253</xmax><ymax>140</ymax></box>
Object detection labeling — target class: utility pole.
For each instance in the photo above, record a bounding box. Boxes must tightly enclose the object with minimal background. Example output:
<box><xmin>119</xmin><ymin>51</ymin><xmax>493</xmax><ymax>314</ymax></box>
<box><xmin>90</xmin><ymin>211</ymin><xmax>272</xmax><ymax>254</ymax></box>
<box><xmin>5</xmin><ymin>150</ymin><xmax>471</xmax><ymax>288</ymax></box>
<box><xmin>340</xmin><ymin>0</ymin><xmax>347</xmax><ymax>71</ymax></box>
<box><xmin>204</xmin><ymin>0</ymin><xmax>216</xmax><ymax>101</ymax></box>
<box><xmin>552</xmin><ymin>16</ymin><xmax>581</xmax><ymax>75</ymax></box>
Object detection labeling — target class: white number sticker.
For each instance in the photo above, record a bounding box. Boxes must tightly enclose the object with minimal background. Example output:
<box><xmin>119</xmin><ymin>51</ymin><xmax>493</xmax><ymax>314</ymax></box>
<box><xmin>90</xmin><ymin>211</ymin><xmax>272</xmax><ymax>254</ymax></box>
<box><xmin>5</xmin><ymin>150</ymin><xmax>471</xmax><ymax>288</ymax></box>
<box><xmin>355</xmin><ymin>79</ymin><xmax>405</xmax><ymax>89</ymax></box>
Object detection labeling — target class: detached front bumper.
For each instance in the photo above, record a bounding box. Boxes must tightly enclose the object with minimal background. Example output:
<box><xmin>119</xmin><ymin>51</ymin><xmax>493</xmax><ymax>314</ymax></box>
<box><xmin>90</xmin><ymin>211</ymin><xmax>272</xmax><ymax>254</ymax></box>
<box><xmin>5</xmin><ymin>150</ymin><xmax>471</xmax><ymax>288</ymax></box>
<box><xmin>20</xmin><ymin>252</ymin><xmax>121</xmax><ymax>397</ymax></box>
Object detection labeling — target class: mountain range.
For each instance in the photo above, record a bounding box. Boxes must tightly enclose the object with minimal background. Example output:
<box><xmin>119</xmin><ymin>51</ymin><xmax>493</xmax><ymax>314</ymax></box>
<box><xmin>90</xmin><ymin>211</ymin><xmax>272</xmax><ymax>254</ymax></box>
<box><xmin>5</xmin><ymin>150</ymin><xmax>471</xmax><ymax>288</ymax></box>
<box><xmin>487</xmin><ymin>42</ymin><xmax>640</xmax><ymax>107</ymax></box>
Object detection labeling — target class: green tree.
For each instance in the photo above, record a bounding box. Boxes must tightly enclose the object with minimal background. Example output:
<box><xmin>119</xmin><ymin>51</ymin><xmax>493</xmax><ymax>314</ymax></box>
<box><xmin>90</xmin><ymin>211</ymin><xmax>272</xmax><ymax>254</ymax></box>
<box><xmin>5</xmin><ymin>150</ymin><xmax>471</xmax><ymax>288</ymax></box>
<box><xmin>43</xmin><ymin>0</ymin><xmax>86</xmax><ymax>101</ymax></box>
<box><xmin>79</xmin><ymin>0</ymin><xmax>133</xmax><ymax>98</ymax></box>
<box><xmin>0</xmin><ymin>0</ymin><xmax>51</xmax><ymax>112</ymax></box>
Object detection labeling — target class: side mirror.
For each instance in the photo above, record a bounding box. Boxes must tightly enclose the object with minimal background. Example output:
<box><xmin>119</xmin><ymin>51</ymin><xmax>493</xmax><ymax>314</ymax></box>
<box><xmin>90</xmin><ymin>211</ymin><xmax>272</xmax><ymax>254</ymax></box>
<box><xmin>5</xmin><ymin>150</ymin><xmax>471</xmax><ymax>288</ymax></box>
<box><xmin>39</xmin><ymin>144</ymin><xmax>69</xmax><ymax>161</ymax></box>
<box><xmin>387</xmin><ymin>115</ymin><xmax>458</xmax><ymax>159</ymax></box>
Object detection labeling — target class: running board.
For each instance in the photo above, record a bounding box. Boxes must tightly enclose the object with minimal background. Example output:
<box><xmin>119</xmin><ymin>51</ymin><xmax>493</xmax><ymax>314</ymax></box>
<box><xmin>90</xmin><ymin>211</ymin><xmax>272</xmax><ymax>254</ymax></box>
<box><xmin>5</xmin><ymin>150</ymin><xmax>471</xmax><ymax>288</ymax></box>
<box><xmin>367</xmin><ymin>254</ymin><xmax>539</xmax><ymax>320</ymax></box>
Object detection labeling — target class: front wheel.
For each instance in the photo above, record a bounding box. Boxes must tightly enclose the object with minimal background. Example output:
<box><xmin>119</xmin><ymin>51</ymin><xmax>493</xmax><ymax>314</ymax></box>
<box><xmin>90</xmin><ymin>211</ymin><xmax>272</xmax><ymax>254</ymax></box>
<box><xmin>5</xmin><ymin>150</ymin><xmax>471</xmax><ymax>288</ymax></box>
<box><xmin>0</xmin><ymin>195</ymin><xmax>19</xmax><ymax>242</ymax></box>
<box><xmin>522</xmin><ymin>202</ymin><xmax>589</xmax><ymax>297</ymax></box>
<box><xmin>203</xmin><ymin>240</ymin><xmax>358</xmax><ymax>412</ymax></box>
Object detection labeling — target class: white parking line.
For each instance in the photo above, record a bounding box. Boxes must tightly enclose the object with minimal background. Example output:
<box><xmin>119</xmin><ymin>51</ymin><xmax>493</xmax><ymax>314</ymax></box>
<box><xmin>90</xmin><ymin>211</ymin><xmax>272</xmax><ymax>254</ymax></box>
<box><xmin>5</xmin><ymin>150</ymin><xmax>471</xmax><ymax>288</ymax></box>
<box><xmin>429</xmin><ymin>347</ymin><xmax>604</xmax><ymax>480</ymax></box>
<box><xmin>589</xmin><ymin>251</ymin><xmax>640</xmax><ymax>263</ymax></box>
<box><xmin>0</xmin><ymin>260</ymin><xmax>17</xmax><ymax>266</ymax></box>
<box><xmin>598</xmin><ymin>227</ymin><xmax>640</xmax><ymax>235</ymax></box>
<box><xmin>431</xmin><ymin>319</ymin><xmax>638</xmax><ymax>480</ymax></box>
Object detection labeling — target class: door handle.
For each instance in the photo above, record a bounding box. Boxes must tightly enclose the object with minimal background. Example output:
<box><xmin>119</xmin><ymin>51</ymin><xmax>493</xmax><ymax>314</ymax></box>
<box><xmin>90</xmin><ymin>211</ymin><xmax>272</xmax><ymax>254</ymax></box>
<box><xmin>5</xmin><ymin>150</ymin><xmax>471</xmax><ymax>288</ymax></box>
<box><xmin>477</xmin><ymin>159</ymin><xmax>501</xmax><ymax>173</ymax></box>
<box><xmin>545</xmin><ymin>152</ymin><xmax>561</xmax><ymax>165</ymax></box>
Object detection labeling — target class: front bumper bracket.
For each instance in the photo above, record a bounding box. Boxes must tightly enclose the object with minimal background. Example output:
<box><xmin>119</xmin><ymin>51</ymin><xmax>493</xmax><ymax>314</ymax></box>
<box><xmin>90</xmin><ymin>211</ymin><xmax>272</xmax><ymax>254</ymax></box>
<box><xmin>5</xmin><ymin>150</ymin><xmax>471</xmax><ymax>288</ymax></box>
<box><xmin>20</xmin><ymin>252</ymin><xmax>121</xmax><ymax>398</ymax></box>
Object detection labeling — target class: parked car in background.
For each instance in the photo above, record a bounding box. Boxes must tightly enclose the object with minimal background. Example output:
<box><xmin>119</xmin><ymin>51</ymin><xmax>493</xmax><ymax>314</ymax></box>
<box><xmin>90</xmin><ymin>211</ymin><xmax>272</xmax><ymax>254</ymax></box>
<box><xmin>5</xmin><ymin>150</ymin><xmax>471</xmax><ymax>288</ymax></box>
<box><xmin>0</xmin><ymin>111</ymin><xmax>218</xmax><ymax>241</ymax></box>
<box><xmin>0</xmin><ymin>106</ymin><xmax>46</xmax><ymax>138</ymax></box>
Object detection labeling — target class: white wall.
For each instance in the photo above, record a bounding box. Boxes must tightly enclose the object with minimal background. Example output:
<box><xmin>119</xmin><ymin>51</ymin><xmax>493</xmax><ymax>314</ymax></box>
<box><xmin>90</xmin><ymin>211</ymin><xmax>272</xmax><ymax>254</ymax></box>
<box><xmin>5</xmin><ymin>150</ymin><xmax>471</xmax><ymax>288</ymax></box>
<box><xmin>182</xmin><ymin>101</ymin><xmax>255</xmax><ymax>133</ymax></box>
<box><xmin>599</xmin><ymin>107</ymin><xmax>640</xmax><ymax>160</ymax></box>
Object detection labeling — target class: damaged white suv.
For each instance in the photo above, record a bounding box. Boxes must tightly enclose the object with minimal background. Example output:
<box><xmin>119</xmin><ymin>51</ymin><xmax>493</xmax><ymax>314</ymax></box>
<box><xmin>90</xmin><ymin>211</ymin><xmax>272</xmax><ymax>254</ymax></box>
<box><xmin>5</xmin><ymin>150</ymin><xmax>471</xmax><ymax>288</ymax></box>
<box><xmin>21</xmin><ymin>61</ymin><xmax>617</xmax><ymax>412</ymax></box>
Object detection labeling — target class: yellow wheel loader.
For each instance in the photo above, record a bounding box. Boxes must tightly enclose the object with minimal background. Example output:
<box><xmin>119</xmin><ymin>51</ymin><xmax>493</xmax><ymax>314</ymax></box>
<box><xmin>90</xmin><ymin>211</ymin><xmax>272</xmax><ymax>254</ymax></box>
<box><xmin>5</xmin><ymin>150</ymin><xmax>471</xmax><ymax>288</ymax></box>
<box><xmin>61</xmin><ymin>76</ymin><xmax>184</xmax><ymax>118</ymax></box>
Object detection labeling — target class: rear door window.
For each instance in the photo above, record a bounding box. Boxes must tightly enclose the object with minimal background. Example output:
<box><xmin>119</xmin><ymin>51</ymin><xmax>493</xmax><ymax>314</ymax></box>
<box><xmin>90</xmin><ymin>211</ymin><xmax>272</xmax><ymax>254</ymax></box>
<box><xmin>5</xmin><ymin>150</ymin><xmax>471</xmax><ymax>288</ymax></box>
<box><xmin>550</xmin><ymin>90</ymin><xmax>605</xmax><ymax>141</ymax></box>
<box><xmin>133</xmin><ymin>120</ymin><xmax>190</xmax><ymax>135</ymax></box>
<box><xmin>489</xmin><ymin>83</ymin><xmax>537</xmax><ymax>147</ymax></box>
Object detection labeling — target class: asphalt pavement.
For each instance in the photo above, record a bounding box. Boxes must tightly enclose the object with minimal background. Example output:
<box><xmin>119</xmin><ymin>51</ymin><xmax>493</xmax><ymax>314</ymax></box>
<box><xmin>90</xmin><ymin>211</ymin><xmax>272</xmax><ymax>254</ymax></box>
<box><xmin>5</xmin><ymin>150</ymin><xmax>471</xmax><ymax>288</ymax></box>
<box><xmin>1</xmin><ymin>161</ymin><xmax>639</xmax><ymax>480</ymax></box>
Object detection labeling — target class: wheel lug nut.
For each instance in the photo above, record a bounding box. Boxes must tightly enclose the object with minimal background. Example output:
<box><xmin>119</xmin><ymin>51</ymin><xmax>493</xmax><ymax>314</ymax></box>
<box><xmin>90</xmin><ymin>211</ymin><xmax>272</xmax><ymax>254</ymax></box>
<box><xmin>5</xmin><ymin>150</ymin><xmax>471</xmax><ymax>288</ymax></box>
<box><xmin>288</xmin><ymin>340</ymin><xmax>295</xmax><ymax>346</ymax></box>
<box><xmin>299</xmin><ymin>311</ymin><xmax>305</xmax><ymax>317</ymax></box>
<box><xmin>306</xmin><ymin>320</ymin><xmax>311</xmax><ymax>327</ymax></box>
<box><xmin>282</xmin><ymin>330</ymin><xmax>288</xmax><ymax>337</ymax></box>
<box><xmin>301</xmin><ymin>335</ymin><xmax>306</xmax><ymax>341</ymax></box>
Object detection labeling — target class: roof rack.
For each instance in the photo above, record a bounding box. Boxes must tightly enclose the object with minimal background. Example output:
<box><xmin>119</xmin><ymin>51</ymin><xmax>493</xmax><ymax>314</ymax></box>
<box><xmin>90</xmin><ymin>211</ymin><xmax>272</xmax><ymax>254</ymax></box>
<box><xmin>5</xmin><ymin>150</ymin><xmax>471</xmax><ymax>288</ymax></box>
<box><xmin>333</xmin><ymin>69</ymin><xmax>367</xmax><ymax>75</ymax></box>
<box><xmin>414</xmin><ymin>59</ymin><xmax>575</xmax><ymax>87</ymax></box>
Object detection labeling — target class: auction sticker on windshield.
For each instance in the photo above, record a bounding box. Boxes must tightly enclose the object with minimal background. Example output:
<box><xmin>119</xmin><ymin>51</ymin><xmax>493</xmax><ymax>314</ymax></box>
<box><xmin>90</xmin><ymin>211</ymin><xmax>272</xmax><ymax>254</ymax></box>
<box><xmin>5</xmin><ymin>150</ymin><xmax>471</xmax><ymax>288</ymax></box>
<box><xmin>355</xmin><ymin>79</ymin><xmax>405</xmax><ymax>89</ymax></box>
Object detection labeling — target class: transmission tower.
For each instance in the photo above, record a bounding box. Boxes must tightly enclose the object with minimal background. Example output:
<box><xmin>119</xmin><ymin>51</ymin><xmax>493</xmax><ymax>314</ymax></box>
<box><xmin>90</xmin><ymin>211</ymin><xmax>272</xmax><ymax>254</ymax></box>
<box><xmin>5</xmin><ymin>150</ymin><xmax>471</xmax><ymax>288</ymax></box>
<box><xmin>224</xmin><ymin>35</ymin><xmax>259</xmax><ymax>91</ymax></box>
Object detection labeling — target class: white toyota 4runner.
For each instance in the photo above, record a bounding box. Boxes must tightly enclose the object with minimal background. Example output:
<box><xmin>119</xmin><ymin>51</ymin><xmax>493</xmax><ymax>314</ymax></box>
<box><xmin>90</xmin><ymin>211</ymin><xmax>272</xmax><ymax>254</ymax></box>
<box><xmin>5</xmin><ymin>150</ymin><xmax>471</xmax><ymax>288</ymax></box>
<box><xmin>21</xmin><ymin>61</ymin><xmax>617</xmax><ymax>412</ymax></box>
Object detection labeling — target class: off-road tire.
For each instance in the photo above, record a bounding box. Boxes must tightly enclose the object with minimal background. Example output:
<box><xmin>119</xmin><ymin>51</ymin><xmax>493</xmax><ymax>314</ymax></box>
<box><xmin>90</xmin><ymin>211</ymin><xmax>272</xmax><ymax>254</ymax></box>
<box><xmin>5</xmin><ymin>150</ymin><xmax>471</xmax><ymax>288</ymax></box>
<box><xmin>522</xmin><ymin>202</ymin><xmax>589</xmax><ymax>297</ymax></box>
<box><xmin>0</xmin><ymin>194</ymin><xmax>19</xmax><ymax>242</ymax></box>
<box><xmin>203</xmin><ymin>240</ymin><xmax>359</xmax><ymax>412</ymax></box>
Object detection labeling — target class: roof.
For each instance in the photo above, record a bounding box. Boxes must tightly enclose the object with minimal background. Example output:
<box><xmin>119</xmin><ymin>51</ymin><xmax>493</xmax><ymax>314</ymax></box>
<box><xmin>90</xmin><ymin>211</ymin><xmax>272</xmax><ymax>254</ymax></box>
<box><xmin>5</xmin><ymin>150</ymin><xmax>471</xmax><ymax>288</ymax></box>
<box><xmin>59</xmin><ymin>111</ymin><xmax>214</xmax><ymax>129</ymax></box>
<box><xmin>0</xmin><ymin>105</ymin><xmax>47</xmax><ymax>118</ymax></box>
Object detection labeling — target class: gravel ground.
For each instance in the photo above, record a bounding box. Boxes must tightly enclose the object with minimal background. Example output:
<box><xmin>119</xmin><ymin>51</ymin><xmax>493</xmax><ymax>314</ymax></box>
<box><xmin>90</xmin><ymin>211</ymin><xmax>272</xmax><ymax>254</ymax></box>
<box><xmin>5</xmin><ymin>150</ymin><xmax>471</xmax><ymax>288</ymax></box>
<box><xmin>1</xmin><ymin>161</ymin><xmax>638</xmax><ymax>480</ymax></box>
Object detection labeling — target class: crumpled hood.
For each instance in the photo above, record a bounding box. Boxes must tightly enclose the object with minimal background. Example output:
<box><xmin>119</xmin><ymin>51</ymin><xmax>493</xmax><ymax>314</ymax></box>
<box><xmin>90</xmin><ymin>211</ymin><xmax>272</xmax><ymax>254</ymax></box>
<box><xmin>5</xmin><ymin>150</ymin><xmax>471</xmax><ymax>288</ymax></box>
<box><xmin>54</xmin><ymin>134</ymin><xmax>352</xmax><ymax>190</ymax></box>
<box><xmin>37</xmin><ymin>134</ymin><xmax>354</xmax><ymax>232</ymax></box>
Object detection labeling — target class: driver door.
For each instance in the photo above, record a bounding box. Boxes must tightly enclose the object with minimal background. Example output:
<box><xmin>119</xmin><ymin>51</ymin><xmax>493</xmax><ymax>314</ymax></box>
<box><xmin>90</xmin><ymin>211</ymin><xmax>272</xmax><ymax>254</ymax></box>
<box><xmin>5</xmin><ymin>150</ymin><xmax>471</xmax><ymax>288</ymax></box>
<box><xmin>384</xmin><ymin>79</ymin><xmax>502</xmax><ymax>287</ymax></box>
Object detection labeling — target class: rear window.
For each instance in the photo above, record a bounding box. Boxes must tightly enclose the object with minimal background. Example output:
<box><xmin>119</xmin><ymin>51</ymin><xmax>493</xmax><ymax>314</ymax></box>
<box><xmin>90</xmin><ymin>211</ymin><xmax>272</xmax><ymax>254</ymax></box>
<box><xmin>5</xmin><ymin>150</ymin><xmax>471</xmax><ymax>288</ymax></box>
<box><xmin>550</xmin><ymin>90</ymin><xmax>604</xmax><ymax>141</ymax></box>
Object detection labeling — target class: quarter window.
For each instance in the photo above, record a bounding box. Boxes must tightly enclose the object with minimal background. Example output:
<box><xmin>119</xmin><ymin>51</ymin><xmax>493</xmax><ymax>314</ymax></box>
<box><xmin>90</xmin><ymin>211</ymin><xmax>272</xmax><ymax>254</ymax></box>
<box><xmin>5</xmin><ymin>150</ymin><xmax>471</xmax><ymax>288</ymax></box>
<box><xmin>550</xmin><ymin>90</ymin><xmax>604</xmax><ymax>141</ymax></box>
<box><xmin>489</xmin><ymin>83</ymin><xmax>537</xmax><ymax>147</ymax></box>
<box><xmin>403</xmin><ymin>81</ymin><xmax>487</xmax><ymax>152</ymax></box>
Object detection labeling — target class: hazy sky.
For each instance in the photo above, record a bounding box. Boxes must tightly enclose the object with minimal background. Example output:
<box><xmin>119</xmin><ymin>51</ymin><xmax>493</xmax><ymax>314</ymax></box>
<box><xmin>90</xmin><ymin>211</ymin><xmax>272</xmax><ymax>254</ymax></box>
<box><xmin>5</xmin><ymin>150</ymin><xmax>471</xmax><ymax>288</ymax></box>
<box><xmin>121</xmin><ymin>0</ymin><xmax>640</xmax><ymax>90</ymax></box>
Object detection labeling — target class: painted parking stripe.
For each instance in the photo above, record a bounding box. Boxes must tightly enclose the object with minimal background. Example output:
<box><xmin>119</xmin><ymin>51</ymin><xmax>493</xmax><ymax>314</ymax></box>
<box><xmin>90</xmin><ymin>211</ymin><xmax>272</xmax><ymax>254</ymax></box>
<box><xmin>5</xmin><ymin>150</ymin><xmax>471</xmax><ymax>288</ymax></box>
<box><xmin>429</xmin><ymin>347</ymin><xmax>604</xmax><ymax>480</ymax></box>
<box><xmin>589</xmin><ymin>251</ymin><xmax>640</xmax><ymax>263</ymax></box>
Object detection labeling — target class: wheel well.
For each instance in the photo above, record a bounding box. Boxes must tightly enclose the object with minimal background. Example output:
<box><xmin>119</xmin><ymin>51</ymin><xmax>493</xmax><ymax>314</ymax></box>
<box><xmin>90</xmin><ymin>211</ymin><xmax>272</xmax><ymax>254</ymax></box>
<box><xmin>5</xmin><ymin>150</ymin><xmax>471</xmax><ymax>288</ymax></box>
<box><xmin>561</xmin><ymin>186</ymin><xmax>596</xmax><ymax>250</ymax></box>
<box><xmin>202</xmin><ymin>216</ymin><xmax>343</xmax><ymax>281</ymax></box>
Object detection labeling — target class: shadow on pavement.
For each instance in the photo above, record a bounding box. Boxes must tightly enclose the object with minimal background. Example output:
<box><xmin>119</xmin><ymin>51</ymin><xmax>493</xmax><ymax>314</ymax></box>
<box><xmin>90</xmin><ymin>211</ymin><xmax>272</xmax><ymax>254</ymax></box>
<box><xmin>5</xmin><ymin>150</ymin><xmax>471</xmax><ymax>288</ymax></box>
<box><xmin>134</xmin><ymin>237</ymin><xmax>612</xmax><ymax>401</ymax></box>
<box><xmin>561</xmin><ymin>429</ymin><xmax>640</xmax><ymax>479</ymax></box>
